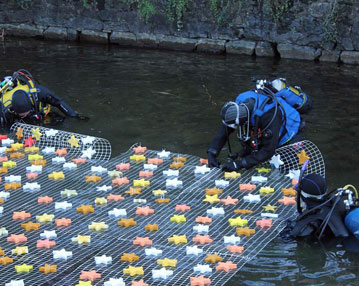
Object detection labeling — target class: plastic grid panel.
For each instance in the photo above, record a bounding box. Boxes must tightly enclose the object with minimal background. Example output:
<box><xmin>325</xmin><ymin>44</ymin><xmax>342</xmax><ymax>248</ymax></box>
<box><xmin>10</xmin><ymin>123</ymin><xmax>112</xmax><ymax>161</ymax></box>
<box><xmin>0</xmin><ymin>131</ymin><xmax>324</xmax><ymax>286</ymax></box>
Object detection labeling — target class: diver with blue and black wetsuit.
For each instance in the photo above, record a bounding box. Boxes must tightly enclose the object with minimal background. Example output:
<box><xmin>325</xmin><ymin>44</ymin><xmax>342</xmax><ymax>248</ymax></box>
<box><xmin>0</xmin><ymin>69</ymin><xmax>81</xmax><ymax>128</ymax></box>
<box><xmin>207</xmin><ymin>78</ymin><xmax>311</xmax><ymax>171</ymax></box>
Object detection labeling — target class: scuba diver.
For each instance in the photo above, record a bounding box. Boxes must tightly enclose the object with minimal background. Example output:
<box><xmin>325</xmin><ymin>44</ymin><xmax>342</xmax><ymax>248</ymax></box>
<box><xmin>207</xmin><ymin>78</ymin><xmax>312</xmax><ymax>171</ymax></box>
<box><xmin>0</xmin><ymin>69</ymin><xmax>81</xmax><ymax>128</ymax></box>
<box><xmin>281</xmin><ymin>172</ymin><xmax>358</xmax><ymax>240</ymax></box>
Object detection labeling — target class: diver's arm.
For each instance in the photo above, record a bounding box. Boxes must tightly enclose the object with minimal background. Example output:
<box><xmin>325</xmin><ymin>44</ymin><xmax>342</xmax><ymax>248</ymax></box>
<box><xmin>208</xmin><ymin>123</ymin><xmax>234</xmax><ymax>155</ymax></box>
<box><xmin>241</xmin><ymin>109</ymin><xmax>282</xmax><ymax>169</ymax></box>
<box><xmin>36</xmin><ymin>84</ymin><xmax>78</xmax><ymax>117</ymax></box>
<box><xmin>0</xmin><ymin>102</ymin><xmax>13</xmax><ymax>128</ymax></box>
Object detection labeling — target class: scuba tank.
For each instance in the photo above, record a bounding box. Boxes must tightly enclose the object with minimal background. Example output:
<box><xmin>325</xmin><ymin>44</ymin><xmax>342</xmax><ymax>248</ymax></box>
<box><xmin>343</xmin><ymin>185</ymin><xmax>359</xmax><ymax>238</ymax></box>
<box><xmin>0</xmin><ymin>69</ymin><xmax>51</xmax><ymax>120</ymax></box>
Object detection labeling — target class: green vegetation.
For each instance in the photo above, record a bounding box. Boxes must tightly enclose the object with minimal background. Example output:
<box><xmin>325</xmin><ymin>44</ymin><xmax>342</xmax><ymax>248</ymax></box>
<box><xmin>322</xmin><ymin>0</ymin><xmax>341</xmax><ymax>44</ymax></box>
<box><xmin>81</xmin><ymin>0</ymin><xmax>98</xmax><ymax>9</ymax></box>
<box><xmin>122</xmin><ymin>0</ymin><xmax>156</xmax><ymax>23</ymax></box>
<box><xmin>209</xmin><ymin>0</ymin><xmax>236</xmax><ymax>26</ymax></box>
<box><xmin>259</xmin><ymin>0</ymin><xmax>291</xmax><ymax>22</ymax></box>
<box><xmin>166</xmin><ymin>0</ymin><xmax>189</xmax><ymax>30</ymax></box>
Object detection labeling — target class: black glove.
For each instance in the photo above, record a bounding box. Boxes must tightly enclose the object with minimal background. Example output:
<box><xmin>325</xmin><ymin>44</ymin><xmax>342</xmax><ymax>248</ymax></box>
<box><xmin>221</xmin><ymin>160</ymin><xmax>239</xmax><ymax>172</ymax></box>
<box><xmin>207</xmin><ymin>148</ymin><xmax>220</xmax><ymax>168</ymax></box>
<box><xmin>221</xmin><ymin>158</ymin><xmax>247</xmax><ymax>172</ymax></box>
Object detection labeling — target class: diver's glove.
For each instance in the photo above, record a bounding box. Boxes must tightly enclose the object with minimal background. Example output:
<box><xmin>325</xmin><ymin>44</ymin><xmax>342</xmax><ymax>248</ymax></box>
<box><xmin>207</xmin><ymin>148</ymin><xmax>220</xmax><ymax>168</ymax></box>
<box><xmin>221</xmin><ymin>158</ymin><xmax>247</xmax><ymax>171</ymax></box>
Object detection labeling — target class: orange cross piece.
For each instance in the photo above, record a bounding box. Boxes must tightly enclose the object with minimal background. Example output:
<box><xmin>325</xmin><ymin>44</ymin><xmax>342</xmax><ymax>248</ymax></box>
<box><xmin>205</xmin><ymin>187</ymin><xmax>223</xmax><ymax>196</ymax></box>
<box><xmin>39</xmin><ymin>264</ymin><xmax>57</xmax><ymax>274</ymax></box>
<box><xmin>21</xmin><ymin>221</ymin><xmax>41</xmax><ymax>231</ymax></box>
<box><xmin>107</xmin><ymin>193</ymin><xmax>125</xmax><ymax>201</ymax></box>
<box><xmin>147</xmin><ymin>158</ymin><xmax>163</xmax><ymax>165</ymax></box>
<box><xmin>112</xmin><ymin>177</ymin><xmax>130</xmax><ymax>186</ymax></box>
<box><xmin>236</xmin><ymin>227</ymin><xmax>256</xmax><ymax>237</ymax></box>
<box><xmin>297</xmin><ymin>150</ymin><xmax>310</xmax><ymax>165</ymax></box>
<box><xmin>118</xmin><ymin>218</ymin><xmax>137</xmax><ymax>228</ymax></box>
<box><xmin>144</xmin><ymin>224</ymin><xmax>158</xmax><ymax>232</ymax></box>
<box><xmin>192</xmin><ymin>234</ymin><xmax>213</xmax><ymax>245</ymax></box>
<box><xmin>0</xmin><ymin>166</ymin><xmax>8</xmax><ymax>174</ymax></box>
<box><xmin>195</xmin><ymin>216</ymin><xmax>212</xmax><ymax>225</ymax></box>
<box><xmin>155</xmin><ymin>198</ymin><xmax>170</xmax><ymax>204</ymax></box>
<box><xmin>175</xmin><ymin>204</ymin><xmax>191</xmax><ymax>212</ymax></box>
<box><xmin>226</xmin><ymin>245</ymin><xmax>244</xmax><ymax>253</ymax></box>
<box><xmin>173</xmin><ymin>156</ymin><xmax>187</xmax><ymax>162</ymax></box>
<box><xmin>136</xmin><ymin>206</ymin><xmax>155</xmax><ymax>216</ymax></box>
<box><xmin>7</xmin><ymin>233</ymin><xmax>28</xmax><ymax>244</ymax></box>
<box><xmin>170</xmin><ymin>161</ymin><xmax>184</xmax><ymax>169</ymax></box>
<box><xmin>10</xmin><ymin>152</ymin><xmax>25</xmax><ymax>159</ymax></box>
<box><xmin>79</xmin><ymin>270</ymin><xmax>102</xmax><ymax>281</ymax></box>
<box><xmin>200</xmin><ymin>158</ymin><xmax>208</xmax><ymax>165</ymax></box>
<box><xmin>5</xmin><ymin>148</ymin><xmax>14</xmax><ymax>154</ymax></box>
<box><xmin>13</xmin><ymin>211</ymin><xmax>31</xmax><ymax>220</ymax></box>
<box><xmin>221</xmin><ymin>196</ymin><xmax>239</xmax><ymax>205</ymax></box>
<box><xmin>278</xmin><ymin>196</ymin><xmax>296</xmax><ymax>205</ymax></box>
<box><xmin>76</xmin><ymin>205</ymin><xmax>95</xmax><ymax>215</ymax></box>
<box><xmin>133</xmin><ymin>146</ymin><xmax>147</xmax><ymax>154</ymax></box>
<box><xmin>216</xmin><ymin>261</ymin><xmax>237</xmax><ymax>272</ymax></box>
<box><xmin>234</xmin><ymin>209</ymin><xmax>253</xmax><ymax>214</ymax></box>
<box><xmin>256</xmin><ymin>218</ymin><xmax>273</xmax><ymax>228</ymax></box>
<box><xmin>86</xmin><ymin>174</ymin><xmax>101</xmax><ymax>183</ymax></box>
<box><xmin>190</xmin><ymin>275</ymin><xmax>211</xmax><ymax>286</ymax></box>
<box><xmin>133</xmin><ymin>236</ymin><xmax>153</xmax><ymax>247</ymax></box>
<box><xmin>55</xmin><ymin>148</ymin><xmax>68</xmax><ymax>156</ymax></box>
<box><xmin>16</xmin><ymin>127</ymin><xmax>24</xmax><ymax>140</ymax></box>
<box><xmin>239</xmin><ymin>183</ymin><xmax>257</xmax><ymax>192</ymax></box>
<box><xmin>0</xmin><ymin>256</ymin><xmax>14</xmax><ymax>265</ymax></box>
<box><xmin>121</xmin><ymin>252</ymin><xmax>140</xmax><ymax>263</ymax></box>
<box><xmin>72</xmin><ymin>157</ymin><xmax>87</xmax><ymax>164</ymax></box>
<box><xmin>281</xmin><ymin>187</ymin><xmax>297</xmax><ymax>196</ymax></box>
<box><xmin>0</xmin><ymin>247</ymin><xmax>3</xmax><ymax>255</ymax></box>
<box><xmin>132</xmin><ymin>280</ymin><xmax>149</xmax><ymax>286</ymax></box>
<box><xmin>37</xmin><ymin>239</ymin><xmax>56</xmax><ymax>249</ymax></box>
<box><xmin>0</xmin><ymin>198</ymin><xmax>3</xmax><ymax>204</ymax></box>
<box><xmin>31</xmin><ymin>159</ymin><xmax>46</xmax><ymax>166</ymax></box>
<box><xmin>55</xmin><ymin>217</ymin><xmax>72</xmax><ymax>227</ymax></box>
<box><xmin>125</xmin><ymin>187</ymin><xmax>142</xmax><ymax>196</ymax></box>
<box><xmin>116</xmin><ymin>163</ymin><xmax>130</xmax><ymax>171</ymax></box>
<box><xmin>204</xmin><ymin>253</ymin><xmax>222</xmax><ymax>264</ymax></box>
<box><xmin>27</xmin><ymin>172</ymin><xmax>39</xmax><ymax>180</ymax></box>
<box><xmin>139</xmin><ymin>170</ymin><xmax>153</xmax><ymax>178</ymax></box>
<box><xmin>5</xmin><ymin>182</ymin><xmax>22</xmax><ymax>190</ymax></box>
<box><xmin>38</xmin><ymin>196</ymin><xmax>53</xmax><ymax>204</ymax></box>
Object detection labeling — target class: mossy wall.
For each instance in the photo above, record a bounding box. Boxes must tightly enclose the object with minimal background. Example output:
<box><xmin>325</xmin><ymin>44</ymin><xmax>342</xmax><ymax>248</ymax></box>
<box><xmin>1</xmin><ymin>0</ymin><xmax>359</xmax><ymax>64</ymax></box>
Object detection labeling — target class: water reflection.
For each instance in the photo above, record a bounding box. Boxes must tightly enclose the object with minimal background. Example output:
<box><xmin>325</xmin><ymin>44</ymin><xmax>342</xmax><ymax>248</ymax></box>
<box><xmin>1</xmin><ymin>38</ymin><xmax>359</xmax><ymax>285</ymax></box>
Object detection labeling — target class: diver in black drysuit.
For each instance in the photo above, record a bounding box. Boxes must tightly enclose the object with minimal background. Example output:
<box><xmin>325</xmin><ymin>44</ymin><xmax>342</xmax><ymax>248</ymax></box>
<box><xmin>208</xmin><ymin>98</ymin><xmax>284</xmax><ymax>170</ymax></box>
<box><xmin>281</xmin><ymin>174</ymin><xmax>350</xmax><ymax>240</ymax></box>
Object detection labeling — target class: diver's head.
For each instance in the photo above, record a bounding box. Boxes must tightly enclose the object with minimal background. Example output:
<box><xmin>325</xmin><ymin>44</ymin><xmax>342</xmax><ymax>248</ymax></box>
<box><xmin>11</xmin><ymin>90</ymin><xmax>33</xmax><ymax>118</ymax></box>
<box><xmin>299</xmin><ymin>173</ymin><xmax>327</xmax><ymax>210</ymax></box>
<box><xmin>220</xmin><ymin>101</ymin><xmax>250</xmax><ymax>129</ymax></box>
<box><xmin>220</xmin><ymin>100</ymin><xmax>254</xmax><ymax>141</ymax></box>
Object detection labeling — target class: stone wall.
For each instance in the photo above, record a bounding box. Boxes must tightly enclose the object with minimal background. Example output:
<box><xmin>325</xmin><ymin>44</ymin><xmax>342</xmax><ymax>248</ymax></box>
<box><xmin>0</xmin><ymin>0</ymin><xmax>359</xmax><ymax>64</ymax></box>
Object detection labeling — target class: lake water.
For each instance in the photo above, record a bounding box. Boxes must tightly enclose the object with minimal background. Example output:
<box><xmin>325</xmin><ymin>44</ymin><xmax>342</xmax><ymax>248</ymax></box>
<box><xmin>1</xmin><ymin>38</ymin><xmax>359</xmax><ymax>285</ymax></box>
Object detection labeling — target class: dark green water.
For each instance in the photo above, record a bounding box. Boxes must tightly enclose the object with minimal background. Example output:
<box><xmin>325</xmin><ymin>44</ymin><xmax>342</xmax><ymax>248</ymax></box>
<box><xmin>1</xmin><ymin>38</ymin><xmax>359</xmax><ymax>285</ymax></box>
